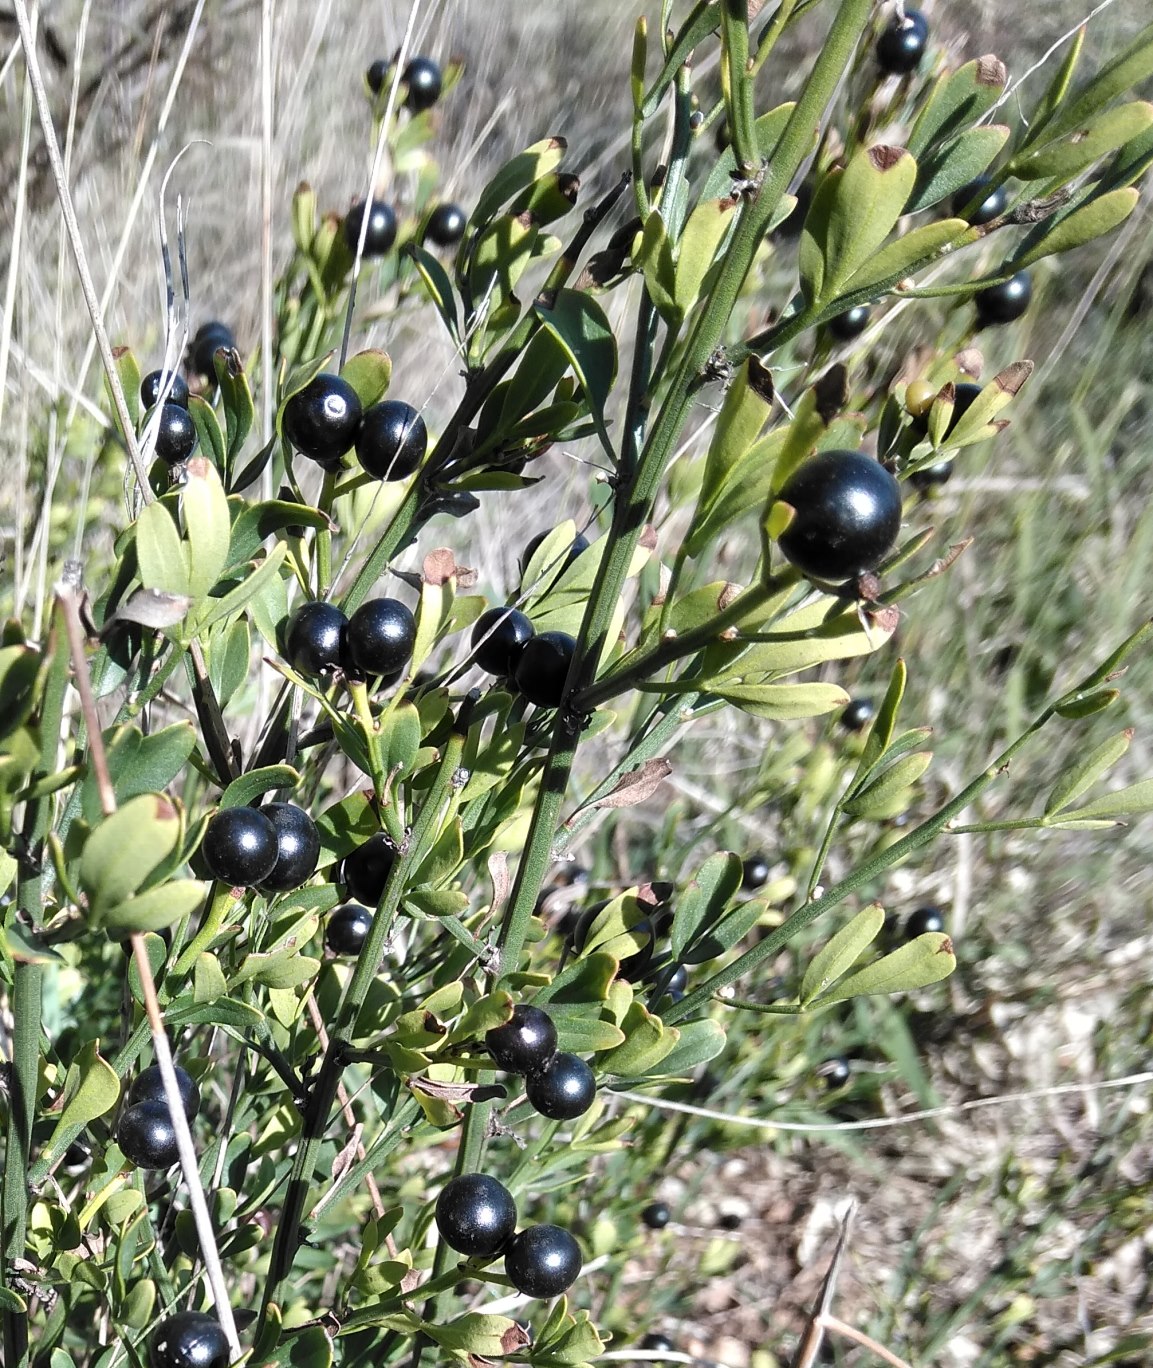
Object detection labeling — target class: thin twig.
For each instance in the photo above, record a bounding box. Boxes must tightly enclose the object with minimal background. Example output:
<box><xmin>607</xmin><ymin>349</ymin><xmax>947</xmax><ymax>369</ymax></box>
<box><xmin>57</xmin><ymin>584</ymin><xmax>242</xmax><ymax>1361</ymax></box>
<box><xmin>611</xmin><ymin>1069</ymin><xmax>1153</xmax><ymax>1133</ymax></box>
<box><xmin>12</xmin><ymin>0</ymin><xmax>150</xmax><ymax>500</ymax></box>
<box><xmin>820</xmin><ymin>1315</ymin><xmax>914</xmax><ymax>1368</ymax></box>
<box><xmin>260</xmin><ymin>0</ymin><xmax>276</xmax><ymax>474</ymax></box>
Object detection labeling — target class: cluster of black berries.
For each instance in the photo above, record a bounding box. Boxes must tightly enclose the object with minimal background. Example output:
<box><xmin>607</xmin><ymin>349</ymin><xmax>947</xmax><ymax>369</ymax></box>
<box><xmin>117</xmin><ymin>1063</ymin><xmax>200</xmax><ymax>1170</ymax></box>
<box><xmin>141</xmin><ymin>367</ymin><xmax>197</xmax><ymax>467</ymax></box>
<box><xmin>485</xmin><ymin>1004</ymin><xmax>596</xmax><ymax>1122</ymax></box>
<box><xmin>435</xmin><ymin>1172</ymin><xmax>582</xmax><ymax>1299</ymax></box>
<box><xmin>201</xmin><ymin>802</ymin><xmax>320</xmax><ymax>892</ymax></box>
<box><xmin>284</xmin><ymin>373</ymin><xmax>427</xmax><ymax>480</ymax></box>
<box><xmin>286</xmin><ymin>594</ymin><xmax>416</xmax><ymax>688</ymax></box>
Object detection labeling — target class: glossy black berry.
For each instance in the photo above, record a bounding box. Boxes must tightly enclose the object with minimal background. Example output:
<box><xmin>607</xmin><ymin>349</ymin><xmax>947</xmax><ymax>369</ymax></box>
<box><xmin>425</xmin><ymin>202</ymin><xmax>467</xmax><ymax>247</ymax></box>
<box><xmin>202</xmin><ymin>806</ymin><xmax>279</xmax><ymax>887</ymax></box>
<box><xmin>342</xmin><ymin>834</ymin><xmax>396</xmax><ymax>906</ymax></box>
<box><xmin>345</xmin><ymin>598</ymin><xmax>416</xmax><ymax>678</ymax></box>
<box><xmin>154</xmin><ymin>404</ymin><xmax>198</xmax><ymax>466</ymax></box>
<box><xmin>62</xmin><ymin>1139</ymin><xmax>91</xmax><ymax>1174</ymax></box>
<box><xmin>821</xmin><ymin>1056</ymin><xmax>851</xmax><ymax>1090</ymax></box>
<box><xmin>974</xmin><ymin>269</ymin><xmax>1032</xmax><ymax>327</ymax></box>
<box><xmin>520</xmin><ymin>529</ymin><xmax>590</xmax><ymax>581</ymax></box>
<box><xmin>283</xmin><ymin>373</ymin><xmax>363</xmax><ymax>466</ymax></box>
<box><xmin>260</xmin><ymin>803</ymin><xmax>320</xmax><ymax>892</ymax></box>
<box><xmin>128</xmin><ymin>1065</ymin><xmax>200</xmax><ymax>1121</ymax></box>
<box><xmin>952</xmin><ymin>176</ymin><xmax>1008</xmax><ymax>226</ymax></box>
<box><xmin>435</xmin><ymin>1173</ymin><xmax>518</xmax><ymax>1258</ymax></box>
<box><xmin>118</xmin><ymin>1100</ymin><xmax>180</xmax><ymax>1169</ymax></box>
<box><xmin>504</xmin><ymin>1224</ymin><xmax>582</xmax><ymax>1299</ymax></box>
<box><xmin>285</xmin><ymin>601</ymin><xmax>348</xmax><ymax>676</ymax></box>
<box><xmin>190</xmin><ymin>322</ymin><xmax>235</xmax><ymax>378</ymax></box>
<box><xmin>141</xmin><ymin>370</ymin><xmax>189</xmax><ymax>409</ymax></box>
<box><xmin>909</xmin><ymin>458</ymin><xmax>954</xmax><ymax>491</ymax></box>
<box><xmin>485</xmin><ymin>1004</ymin><xmax>557</xmax><ymax>1075</ymax></box>
<box><xmin>525</xmin><ymin>1052</ymin><xmax>596</xmax><ymax>1121</ymax></box>
<box><xmin>827</xmin><ymin>305</ymin><xmax>871</xmax><ymax>342</ymax></box>
<box><xmin>403</xmin><ymin>56</ymin><xmax>442</xmax><ymax>111</ymax></box>
<box><xmin>472</xmin><ymin>607</ymin><xmax>535</xmax><ymax>677</ymax></box>
<box><xmin>641</xmin><ymin>1334</ymin><xmax>676</xmax><ymax>1356</ymax></box>
<box><xmin>344</xmin><ymin>199</ymin><xmax>397</xmax><ymax>258</ymax></box>
<box><xmin>366</xmin><ymin>58</ymin><xmax>389</xmax><ymax>95</ymax></box>
<box><xmin>641</xmin><ymin>1201</ymin><xmax>670</xmax><ymax>1230</ymax></box>
<box><xmin>776</xmin><ymin>450</ymin><xmax>902</xmax><ymax>583</ymax></box>
<box><xmin>717</xmin><ymin>1210</ymin><xmax>743</xmax><ymax>1230</ymax></box>
<box><xmin>876</xmin><ymin>7</ymin><xmax>928</xmax><ymax>75</ymax></box>
<box><xmin>355</xmin><ymin>400</ymin><xmax>427</xmax><ymax>480</ymax></box>
<box><xmin>742</xmin><ymin>854</ymin><xmax>771</xmax><ymax>890</ymax></box>
<box><xmin>326</xmin><ymin>903</ymin><xmax>373</xmax><ymax>955</ymax></box>
<box><xmin>840</xmin><ymin>697</ymin><xmax>875</xmax><ymax>732</ymax></box>
<box><xmin>148</xmin><ymin>1310</ymin><xmax>230</xmax><ymax>1368</ymax></box>
<box><xmin>905</xmin><ymin>905</ymin><xmax>945</xmax><ymax>938</ymax></box>
<box><xmin>514</xmin><ymin>631</ymin><xmax>577</xmax><ymax>708</ymax></box>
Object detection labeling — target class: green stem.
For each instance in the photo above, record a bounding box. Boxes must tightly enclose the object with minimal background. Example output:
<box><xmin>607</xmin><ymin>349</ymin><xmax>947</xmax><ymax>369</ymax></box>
<box><xmin>316</xmin><ymin>470</ymin><xmax>338</xmax><ymax>598</ymax></box>
<box><xmin>720</xmin><ymin>0</ymin><xmax>757</xmax><ymax>175</ymax></box>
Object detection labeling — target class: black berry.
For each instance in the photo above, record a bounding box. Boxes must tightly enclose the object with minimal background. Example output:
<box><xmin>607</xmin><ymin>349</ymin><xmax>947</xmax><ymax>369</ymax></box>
<box><xmin>641</xmin><ymin>1334</ymin><xmax>676</xmax><ymax>1356</ymax></box>
<box><xmin>742</xmin><ymin>854</ymin><xmax>770</xmax><ymax>890</ymax></box>
<box><xmin>404</xmin><ymin>56</ymin><xmax>442</xmax><ymax>111</ymax></box>
<box><xmin>154</xmin><ymin>404</ymin><xmax>198</xmax><ymax>466</ymax></box>
<box><xmin>344</xmin><ymin>199</ymin><xmax>398</xmax><ymax>258</ymax></box>
<box><xmin>827</xmin><ymin>305</ymin><xmax>871</xmax><ymax>342</ymax></box>
<box><xmin>326</xmin><ymin>903</ymin><xmax>373</xmax><ymax>955</ymax></box>
<box><xmin>974</xmin><ymin>269</ymin><xmax>1032</xmax><ymax>327</ymax></box>
<box><xmin>342</xmin><ymin>833</ymin><xmax>396</xmax><ymax>906</ymax></box>
<box><xmin>148</xmin><ymin>1310</ymin><xmax>230</xmax><ymax>1368</ymax></box>
<box><xmin>520</xmin><ymin>529</ymin><xmax>590</xmax><ymax>581</ymax></box>
<box><xmin>425</xmin><ymin>202</ymin><xmax>467</xmax><ymax>247</ymax></box>
<box><xmin>821</xmin><ymin>1056</ymin><xmax>851</xmax><ymax>1090</ymax></box>
<box><xmin>283</xmin><ymin>373</ymin><xmax>363</xmax><ymax>466</ymax></box>
<box><xmin>912</xmin><ymin>380</ymin><xmax>982</xmax><ymax>440</ymax></box>
<box><xmin>905</xmin><ymin>905</ymin><xmax>945</xmax><ymax>938</ymax></box>
<box><xmin>472</xmin><ymin>607</ymin><xmax>535</xmax><ymax>677</ymax></box>
<box><xmin>641</xmin><ymin>1201</ymin><xmax>670</xmax><ymax>1230</ymax></box>
<box><xmin>62</xmin><ymin>1139</ymin><xmax>91</xmax><ymax>1174</ymax></box>
<box><xmin>485</xmin><ymin>1004</ymin><xmax>558</xmax><ymax>1075</ymax></box>
<box><xmin>504</xmin><ymin>1225</ymin><xmax>582</xmax><ymax>1299</ymax></box>
<box><xmin>345</xmin><ymin>598</ymin><xmax>417</xmax><ymax>678</ymax></box>
<box><xmin>141</xmin><ymin>370</ymin><xmax>189</xmax><ymax>409</ymax></box>
<box><xmin>876</xmin><ymin>7</ymin><xmax>928</xmax><ymax>75</ymax></box>
<box><xmin>840</xmin><ymin>697</ymin><xmax>875</xmax><ymax>732</ymax></box>
<box><xmin>286</xmin><ymin>601</ymin><xmax>348</xmax><ymax>676</ymax></box>
<box><xmin>366</xmin><ymin>58</ymin><xmax>389</xmax><ymax>95</ymax></box>
<box><xmin>514</xmin><ymin>631</ymin><xmax>577</xmax><ymax>708</ymax></box>
<box><xmin>663</xmin><ymin>963</ymin><xmax>688</xmax><ymax>1002</ymax></box>
<box><xmin>909</xmin><ymin>458</ymin><xmax>954</xmax><ymax>491</ymax></box>
<box><xmin>717</xmin><ymin>1210</ymin><xmax>743</xmax><ymax>1230</ymax></box>
<box><xmin>128</xmin><ymin>1065</ymin><xmax>200</xmax><ymax>1121</ymax></box>
<box><xmin>435</xmin><ymin>1173</ymin><xmax>518</xmax><ymax>1258</ymax></box>
<box><xmin>202</xmin><ymin>806</ymin><xmax>279</xmax><ymax>887</ymax></box>
<box><xmin>525</xmin><ymin>1052</ymin><xmax>596</xmax><ymax>1121</ymax></box>
<box><xmin>260</xmin><ymin>802</ymin><xmax>320</xmax><ymax>892</ymax></box>
<box><xmin>776</xmin><ymin>450</ymin><xmax>903</xmax><ymax>583</ymax></box>
<box><xmin>355</xmin><ymin>400</ymin><xmax>427</xmax><ymax>480</ymax></box>
<box><xmin>952</xmin><ymin>176</ymin><xmax>1008</xmax><ymax>226</ymax></box>
<box><xmin>190</xmin><ymin>321</ymin><xmax>235</xmax><ymax>379</ymax></box>
<box><xmin>118</xmin><ymin>1100</ymin><xmax>180</xmax><ymax>1169</ymax></box>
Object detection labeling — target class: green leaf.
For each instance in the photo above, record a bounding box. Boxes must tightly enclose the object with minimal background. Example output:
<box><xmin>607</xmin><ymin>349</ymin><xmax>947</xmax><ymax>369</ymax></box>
<box><xmin>1041</xmin><ymin>20</ymin><xmax>1153</xmax><ymax>142</ymax></box>
<box><xmin>1061</xmin><ymin>778</ymin><xmax>1153</xmax><ymax>822</ymax></box>
<box><xmin>945</xmin><ymin>362</ymin><xmax>1034</xmax><ymax>448</ymax></box>
<box><xmin>1054</xmin><ymin>687</ymin><xmax>1119</xmax><ymax>720</ymax></box>
<box><xmin>135</xmin><ymin>502</ymin><xmax>190</xmax><ymax>599</ymax></box>
<box><xmin>194</xmin><ymin>541</ymin><xmax>288</xmax><ymax>633</ymax></box>
<box><xmin>534</xmin><ymin>952</ymin><xmax>618</xmax><ymax>1008</ymax></box>
<box><xmin>599</xmin><ymin>1002</ymin><xmax>678</xmax><ymax>1077</ymax></box>
<box><xmin>108</xmin><ymin>347</ymin><xmax>142</xmax><ymax>436</ymax></box>
<box><xmin>817</xmin><ymin>931</ymin><xmax>956</xmax><ymax>1004</ymax></box>
<box><xmin>907</xmin><ymin>124</ymin><xmax>1008</xmax><ymax>214</ymax></box>
<box><xmin>701</xmin><ymin>102</ymin><xmax>797</xmax><ymax>198</ymax></box>
<box><xmin>539</xmin><ymin>1308</ymin><xmax>605</xmax><ymax>1364</ymax></box>
<box><xmin>681</xmin><ymin>897</ymin><xmax>764</xmax><ymax>965</ymax></box>
<box><xmin>217</xmin><ymin>355</ymin><xmax>255</xmax><ymax>468</ymax></box>
<box><xmin>710</xmin><ymin>681</ymin><xmax>849</xmax><ymax>721</ymax></box>
<box><xmin>426</xmin><ymin>1314</ymin><xmax>527</xmax><ymax>1359</ymax></box>
<box><xmin>857</xmin><ymin>657</ymin><xmax>906</xmax><ymax>776</ymax></box>
<box><xmin>80</xmin><ymin>794</ymin><xmax>182</xmax><ymax>916</ymax></box>
<box><xmin>0</xmin><ymin>1288</ymin><xmax>26</xmax><ymax>1315</ymax></box>
<box><xmin>238</xmin><ymin>951</ymin><xmax>322</xmax><ymax>990</ymax></box>
<box><xmin>694</xmin><ymin>358</ymin><xmax>775</xmax><ymax>530</ymax></box>
<box><xmin>405</xmin><ymin>887</ymin><xmax>470</xmax><ymax>919</ymax></box>
<box><xmin>82</xmin><ymin>722</ymin><xmax>196</xmax><ymax>824</ymax></box>
<box><xmin>102</xmin><ymin>879</ymin><xmax>206</xmax><ymax>933</ymax></box>
<box><xmin>534</xmin><ymin>289</ymin><xmax>618</xmax><ymax>464</ymax></box>
<box><xmin>1044</xmin><ymin>730</ymin><xmax>1132</xmax><ymax>816</ymax></box>
<box><xmin>841</xmin><ymin>750</ymin><xmax>933</xmax><ymax>819</ymax></box>
<box><xmin>219</xmin><ymin>765</ymin><xmax>299</xmax><ymax>808</ymax></box>
<box><xmin>470</xmin><ymin>136</ymin><xmax>567</xmax><ymax>230</ymax></box>
<box><xmin>906</xmin><ymin>55</ymin><xmax>1008</xmax><ymax>158</ymax></box>
<box><xmin>167</xmin><ymin>995</ymin><xmax>264</xmax><ymax>1031</ymax></box>
<box><xmin>549</xmin><ymin>1010</ymin><xmax>627</xmax><ymax>1054</ymax></box>
<box><xmin>0</xmin><ymin>645</ymin><xmax>40</xmax><ymax>742</ymax></box>
<box><xmin>637</xmin><ymin>210</ymin><xmax>678</xmax><ymax>323</ymax></box>
<box><xmin>340</xmin><ymin>349</ymin><xmax>393</xmax><ymax>408</ymax></box>
<box><xmin>1030</xmin><ymin>25</ymin><xmax>1084</xmax><ymax>137</ymax></box>
<box><xmin>227</xmin><ymin>498</ymin><xmax>331</xmax><ymax>569</ymax></box>
<box><xmin>181</xmin><ymin>458</ymin><xmax>231</xmax><ymax>599</ymax></box>
<box><xmin>832</xmin><ymin>218</ymin><xmax>967</xmax><ymax>303</ymax></box>
<box><xmin>674</xmin><ymin>197</ymin><xmax>738</xmax><ymax>316</ymax></box>
<box><xmin>800</xmin><ymin>904</ymin><xmax>885</xmax><ymax>1007</ymax></box>
<box><xmin>645</xmin><ymin>1017</ymin><xmax>726</xmax><ymax>1076</ymax></box>
<box><xmin>1010</xmin><ymin>100</ymin><xmax>1153</xmax><ymax>183</ymax></box>
<box><xmin>817</xmin><ymin>144</ymin><xmax>919</xmax><ymax>298</ymax></box>
<box><xmin>408</xmin><ymin>243</ymin><xmax>460</xmax><ymax>340</ymax></box>
<box><xmin>187</xmin><ymin>394</ymin><xmax>227</xmax><ymax>471</ymax></box>
<box><xmin>378</xmin><ymin>702</ymin><xmax>422</xmax><ymax>779</ymax></box>
<box><xmin>670</xmin><ymin>852</ymin><xmax>743</xmax><ymax>961</ymax></box>
<box><xmin>468</xmin><ymin>213</ymin><xmax>538</xmax><ymax>302</ymax></box>
<box><xmin>412</xmin><ymin>577</ymin><xmax>454</xmax><ymax>676</ymax></box>
<box><xmin>259</xmin><ymin>1325</ymin><xmax>334</xmax><ymax>1368</ymax></box>
<box><xmin>711</xmin><ymin>601</ymin><xmax>898</xmax><ymax>677</ymax></box>
<box><xmin>54</xmin><ymin>1041</ymin><xmax>120</xmax><ymax>1134</ymax></box>
<box><xmin>1011</xmin><ymin>187</ymin><xmax>1139</xmax><ymax>269</ymax></box>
